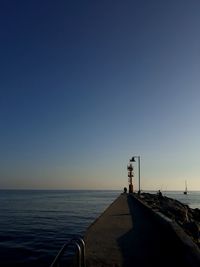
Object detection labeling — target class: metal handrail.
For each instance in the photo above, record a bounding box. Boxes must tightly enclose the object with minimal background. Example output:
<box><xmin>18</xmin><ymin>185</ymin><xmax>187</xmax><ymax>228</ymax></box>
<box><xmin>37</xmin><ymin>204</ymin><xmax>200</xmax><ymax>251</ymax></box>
<box><xmin>50</xmin><ymin>237</ymin><xmax>86</xmax><ymax>267</ymax></box>
<box><xmin>75</xmin><ymin>238</ymin><xmax>86</xmax><ymax>267</ymax></box>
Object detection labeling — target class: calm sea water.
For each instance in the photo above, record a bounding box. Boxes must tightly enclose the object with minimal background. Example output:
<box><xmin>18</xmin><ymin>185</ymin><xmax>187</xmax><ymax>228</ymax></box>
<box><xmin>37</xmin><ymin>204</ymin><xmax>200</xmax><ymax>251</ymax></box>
<box><xmin>0</xmin><ymin>190</ymin><xmax>199</xmax><ymax>267</ymax></box>
<box><xmin>0</xmin><ymin>190</ymin><xmax>120</xmax><ymax>267</ymax></box>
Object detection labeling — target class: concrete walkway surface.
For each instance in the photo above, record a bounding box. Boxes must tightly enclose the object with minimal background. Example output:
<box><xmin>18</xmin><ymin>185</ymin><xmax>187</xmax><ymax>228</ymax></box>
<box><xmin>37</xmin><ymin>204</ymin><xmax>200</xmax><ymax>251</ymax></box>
<box><xmin>84</xmin><ymin>194</ymin><xmax>191</xmax><ymax>267</ymax></box>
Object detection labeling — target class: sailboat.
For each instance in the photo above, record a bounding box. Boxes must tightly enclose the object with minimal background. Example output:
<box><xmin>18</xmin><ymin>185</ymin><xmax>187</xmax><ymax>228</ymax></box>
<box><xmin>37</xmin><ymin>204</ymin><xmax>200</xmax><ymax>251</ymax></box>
<box><xmin>183</xmin><ymin>180</ymin><xmax>188</xmax><ymax>195</ymax></box>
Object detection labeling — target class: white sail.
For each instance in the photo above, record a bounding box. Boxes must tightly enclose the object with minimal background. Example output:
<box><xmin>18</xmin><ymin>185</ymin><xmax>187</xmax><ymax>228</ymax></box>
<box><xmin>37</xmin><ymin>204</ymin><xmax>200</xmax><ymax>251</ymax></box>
<box><xmin>183</xmin><ymin>180</ymin><xmax>188</xmax><ymax>194</ymax></box>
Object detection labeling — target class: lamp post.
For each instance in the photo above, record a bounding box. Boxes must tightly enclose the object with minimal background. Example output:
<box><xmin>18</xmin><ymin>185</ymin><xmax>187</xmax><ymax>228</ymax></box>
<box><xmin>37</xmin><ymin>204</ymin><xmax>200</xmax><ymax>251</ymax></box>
<box><xmin>130</xmin><ymin>156</ymin><xmax>141</xmax><ymax>193</ymax></box>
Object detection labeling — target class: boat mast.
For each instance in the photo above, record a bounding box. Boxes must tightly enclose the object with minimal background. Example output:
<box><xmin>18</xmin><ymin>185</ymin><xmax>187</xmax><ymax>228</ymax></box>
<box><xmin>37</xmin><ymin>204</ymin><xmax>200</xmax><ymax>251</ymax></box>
<box><xmin>185</xmin><ymin>180</ymin><xmax>187</xmax><ymax>193</ymax></box>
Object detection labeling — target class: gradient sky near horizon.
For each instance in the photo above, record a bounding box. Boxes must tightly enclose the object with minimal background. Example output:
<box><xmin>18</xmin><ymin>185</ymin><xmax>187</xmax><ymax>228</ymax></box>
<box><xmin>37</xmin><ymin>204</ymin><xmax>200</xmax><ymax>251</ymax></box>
<box><xmin>1</xmin><ymin>0</ymin><xmax>200</xmax><ymax>190</ymax></box>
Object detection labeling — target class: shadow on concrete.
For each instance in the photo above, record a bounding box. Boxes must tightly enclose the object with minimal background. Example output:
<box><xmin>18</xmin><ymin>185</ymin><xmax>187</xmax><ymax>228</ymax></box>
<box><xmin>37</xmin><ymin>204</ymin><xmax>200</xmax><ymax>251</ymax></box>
<box><xmin>117</xmin><ymin>194</ymin><xmax>189</xmax><ymax>267</ymax></box>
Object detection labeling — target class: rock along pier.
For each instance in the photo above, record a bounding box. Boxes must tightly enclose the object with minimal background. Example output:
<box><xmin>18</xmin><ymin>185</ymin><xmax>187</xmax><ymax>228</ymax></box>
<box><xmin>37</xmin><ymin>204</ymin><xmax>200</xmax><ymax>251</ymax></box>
<box><xmin>83</xmin><ymin>193</ymin><xmax>200</xmax><ymax>267</ymax></box>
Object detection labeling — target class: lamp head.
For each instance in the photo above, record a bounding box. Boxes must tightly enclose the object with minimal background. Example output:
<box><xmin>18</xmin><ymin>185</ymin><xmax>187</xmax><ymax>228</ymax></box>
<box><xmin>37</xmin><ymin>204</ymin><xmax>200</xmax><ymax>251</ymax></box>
<box><xmin>130</xmin><ymin>157</ymin><xmax>136</xmax><ymax>162</ymax></box>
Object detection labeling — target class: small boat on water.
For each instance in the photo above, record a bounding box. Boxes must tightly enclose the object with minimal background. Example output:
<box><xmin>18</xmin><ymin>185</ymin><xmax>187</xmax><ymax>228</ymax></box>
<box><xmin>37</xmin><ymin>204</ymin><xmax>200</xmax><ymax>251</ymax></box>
<box><xmin>183</xmin><ymin>180</ymin><xmax>188</xmax><ymax>195</ymax></box>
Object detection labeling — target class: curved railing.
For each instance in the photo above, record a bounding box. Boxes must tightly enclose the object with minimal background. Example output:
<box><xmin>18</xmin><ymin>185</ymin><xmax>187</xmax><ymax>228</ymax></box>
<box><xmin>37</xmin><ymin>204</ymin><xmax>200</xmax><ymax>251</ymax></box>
<box><xmin>50</xmin><ymin>237</ymin><xmax>85</xmax><ymax>267</ymax></box>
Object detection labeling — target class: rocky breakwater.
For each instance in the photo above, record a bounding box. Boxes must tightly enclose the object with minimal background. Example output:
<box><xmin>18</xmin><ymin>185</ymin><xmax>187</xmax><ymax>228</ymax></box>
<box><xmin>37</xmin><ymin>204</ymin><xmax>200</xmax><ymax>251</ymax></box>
<box><xmin>137</xmin><ymin>193</ymin><xmax>200</xmax><ymax>247</ymax></box>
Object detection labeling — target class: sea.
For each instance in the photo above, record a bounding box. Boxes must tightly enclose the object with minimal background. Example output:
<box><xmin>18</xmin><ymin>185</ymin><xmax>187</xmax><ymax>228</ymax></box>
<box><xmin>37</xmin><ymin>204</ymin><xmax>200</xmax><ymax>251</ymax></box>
<box><xmin>0</xmin><ymin>190</ymin><xmax>199</xmax><ymax>267</ymax></box>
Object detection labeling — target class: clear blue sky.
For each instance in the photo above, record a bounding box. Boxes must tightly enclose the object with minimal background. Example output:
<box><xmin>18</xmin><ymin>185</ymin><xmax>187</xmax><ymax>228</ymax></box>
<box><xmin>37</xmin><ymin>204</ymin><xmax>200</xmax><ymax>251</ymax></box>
<box><xmin>1</xmin><ymin>0</ymin><xmax>200</xmax><ymax>190</ymax></box>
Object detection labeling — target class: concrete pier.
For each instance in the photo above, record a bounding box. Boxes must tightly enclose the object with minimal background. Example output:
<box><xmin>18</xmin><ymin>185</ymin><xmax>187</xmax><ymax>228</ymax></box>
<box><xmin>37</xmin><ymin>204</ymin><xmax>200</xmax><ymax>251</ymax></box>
<box><xmin>84</xmin><ymin>194</ymin><xmax>199</xmax><ymax>267</ymax></box>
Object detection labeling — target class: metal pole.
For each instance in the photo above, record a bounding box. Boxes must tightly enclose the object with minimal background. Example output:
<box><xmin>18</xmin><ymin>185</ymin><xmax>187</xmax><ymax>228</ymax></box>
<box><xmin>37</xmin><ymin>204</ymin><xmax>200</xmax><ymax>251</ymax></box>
<box><xmin>138</xmin><ymin>156</ymin><xmax>140</xmax><ymax>192</ymax></box>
